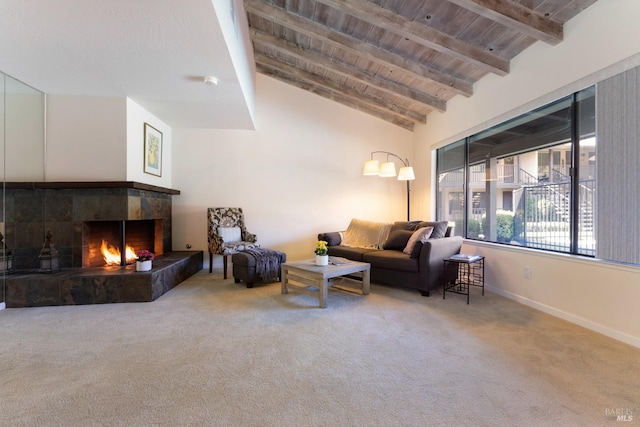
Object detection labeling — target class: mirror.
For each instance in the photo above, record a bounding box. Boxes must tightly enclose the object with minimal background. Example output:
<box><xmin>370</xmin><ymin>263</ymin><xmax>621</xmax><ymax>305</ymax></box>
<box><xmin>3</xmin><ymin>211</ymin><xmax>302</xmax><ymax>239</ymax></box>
<box><xmin>0</xmin><ymin>72</ymin><xmax>45</xmax><ymax>306</ymax></box>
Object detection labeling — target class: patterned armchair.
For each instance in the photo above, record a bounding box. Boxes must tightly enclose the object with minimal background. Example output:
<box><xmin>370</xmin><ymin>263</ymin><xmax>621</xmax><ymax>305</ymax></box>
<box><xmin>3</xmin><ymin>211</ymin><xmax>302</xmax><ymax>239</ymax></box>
<box><xmin>207</xmin><ymin>207</ymin><xmax>258</xmax><ymax>278</ymax></box>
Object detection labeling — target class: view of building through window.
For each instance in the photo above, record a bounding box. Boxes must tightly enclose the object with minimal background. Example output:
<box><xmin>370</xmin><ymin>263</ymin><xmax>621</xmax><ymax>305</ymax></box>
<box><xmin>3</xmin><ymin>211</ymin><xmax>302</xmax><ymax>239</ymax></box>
<box><xmin>436</xmin><ymin>86</ymin><xmax>596</xmax><ymax>256</ymax></box>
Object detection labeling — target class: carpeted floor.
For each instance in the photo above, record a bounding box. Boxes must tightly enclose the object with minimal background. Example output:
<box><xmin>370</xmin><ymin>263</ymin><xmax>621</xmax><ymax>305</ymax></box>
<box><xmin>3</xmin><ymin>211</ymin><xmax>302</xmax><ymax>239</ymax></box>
<box><xmin>0</xmin><ymin>270</ymin><xmax>638</xmax><ymax>426</ymax></box>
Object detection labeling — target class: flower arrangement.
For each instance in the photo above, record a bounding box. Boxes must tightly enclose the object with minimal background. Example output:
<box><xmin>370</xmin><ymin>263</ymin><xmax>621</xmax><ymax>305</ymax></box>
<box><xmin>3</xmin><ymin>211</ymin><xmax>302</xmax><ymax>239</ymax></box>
<box><xmin>314</xmin><ymin>240</ymin><xmax>328</xmax><ymax>256</ymax></box>
<box><xmin>136</xmin><ymin>249</ymin><xmax>155</xmax><ymax>262</ymax></box>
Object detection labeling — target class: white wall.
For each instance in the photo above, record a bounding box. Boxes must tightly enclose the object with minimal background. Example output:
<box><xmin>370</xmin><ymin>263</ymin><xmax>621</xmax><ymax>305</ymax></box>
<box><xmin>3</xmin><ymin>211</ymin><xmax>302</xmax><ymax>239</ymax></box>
<box><xmin>172</xmin><ymin>73</ymin><xmax>413</xmax><ymax>265</ymax></box>
<box><xmin>465</xmin><ymin>242</ymin><xmax>640</xmax><ymax>348</ymax></box>
<box><xmin>413</xmin><ymin>0</ymin><xmax>640</xmax><ymax>348</ymax></box>
<box><xmin>46</xmin><ymin>95</ymin><xmax>127</xmax><ymax>181</ymax></box>
<box><xmin>45</xmin><ymin>95</ymin><xmax>172</xmax><ymax>186</ymax></box>
<box><xmin>126</xmin><ymin>98</ymin><xmax>172</xmax><ymax>187</ymax></box>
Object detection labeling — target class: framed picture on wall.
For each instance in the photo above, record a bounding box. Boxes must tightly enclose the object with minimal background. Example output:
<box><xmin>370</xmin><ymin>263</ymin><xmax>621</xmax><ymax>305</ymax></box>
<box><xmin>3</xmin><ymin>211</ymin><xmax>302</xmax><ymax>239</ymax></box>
<box><xmin>143</xmin><ymin>123</ymin><xmax>162</xmax><ymax>176</ymax></box>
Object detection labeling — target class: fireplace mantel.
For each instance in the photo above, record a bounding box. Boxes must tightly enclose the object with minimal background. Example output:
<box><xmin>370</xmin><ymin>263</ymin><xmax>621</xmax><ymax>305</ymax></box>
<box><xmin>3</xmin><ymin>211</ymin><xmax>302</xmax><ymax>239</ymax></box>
<box><xmin>5</xmin><ymin>181</ymin><xmax>180</xmax><ymax>195</ymax></box>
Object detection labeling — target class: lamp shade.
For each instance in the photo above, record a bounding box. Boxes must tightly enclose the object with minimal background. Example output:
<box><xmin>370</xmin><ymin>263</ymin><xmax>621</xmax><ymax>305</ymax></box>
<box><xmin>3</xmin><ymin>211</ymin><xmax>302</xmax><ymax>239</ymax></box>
<box><xmin>379</xmin><ymin>162</ymin><xmax>397</xmax><ymax>177</ymax></box>
<box><xmin>397</xmin><ymin>166</ymin><xmax>415</xmax><ymax>181</ymax></box>
<box><xmin>363</xmin><ymin>160</ymin><xmax>380</xmax><ymax>176</ymax></box>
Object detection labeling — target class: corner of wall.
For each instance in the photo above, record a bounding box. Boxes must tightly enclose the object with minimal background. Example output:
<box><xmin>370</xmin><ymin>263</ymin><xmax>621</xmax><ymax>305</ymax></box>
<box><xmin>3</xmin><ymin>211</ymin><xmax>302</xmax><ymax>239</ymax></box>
<box><xmin>45</xmin><ymin>95</ymin><xmax>128</xmax><ymax>181</ymax></box>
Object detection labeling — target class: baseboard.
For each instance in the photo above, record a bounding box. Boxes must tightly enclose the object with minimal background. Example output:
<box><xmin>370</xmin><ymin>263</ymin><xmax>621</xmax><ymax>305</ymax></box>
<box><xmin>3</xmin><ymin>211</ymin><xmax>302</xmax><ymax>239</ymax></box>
<box><xmin>486</xmin><ymin>284</ymin><xmax>640</xmax><ymax>349</ymax></box>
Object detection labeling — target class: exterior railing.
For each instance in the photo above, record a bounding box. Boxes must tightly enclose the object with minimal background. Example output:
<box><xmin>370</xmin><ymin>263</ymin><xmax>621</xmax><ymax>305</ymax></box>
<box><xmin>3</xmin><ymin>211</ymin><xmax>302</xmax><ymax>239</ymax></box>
<box><xmin>440</xmin><ymin>165</ymin><xmax>596</xmax><ymax>255</ymax></box>
<box><xmin>439</xmin><ymin>164</ymin><xmax>596</xmax><ymax>186</ymax></box>
<box><xmin>513</xmin><ymin>180</ymin><xmax>595</xmax><ymax>255</ymax></box>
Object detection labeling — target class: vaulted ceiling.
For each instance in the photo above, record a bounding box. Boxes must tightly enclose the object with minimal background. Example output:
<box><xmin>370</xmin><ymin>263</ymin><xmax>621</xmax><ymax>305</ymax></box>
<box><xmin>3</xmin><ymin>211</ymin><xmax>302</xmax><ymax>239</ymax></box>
<box><xmin>244</xmin><ymin>0</ymin><xmax>599</xmax><ymax>131</ymax></box>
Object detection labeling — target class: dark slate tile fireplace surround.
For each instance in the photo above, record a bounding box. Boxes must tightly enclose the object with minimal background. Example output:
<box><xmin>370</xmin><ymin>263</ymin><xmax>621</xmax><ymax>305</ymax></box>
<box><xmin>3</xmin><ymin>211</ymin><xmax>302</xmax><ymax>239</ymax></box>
<box><xmin>2</xmin><ymin>182</ymin><xmax>202</xmax><ymax>307</ymax></box>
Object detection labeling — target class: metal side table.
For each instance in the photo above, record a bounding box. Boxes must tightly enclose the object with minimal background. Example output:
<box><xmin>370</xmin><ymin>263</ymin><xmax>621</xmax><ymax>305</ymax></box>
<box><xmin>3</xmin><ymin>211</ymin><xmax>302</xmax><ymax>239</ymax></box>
<box><xmin>443</xmin><ymin>255</ymin><xmax>485</xmax><ymax>304</ymax></box>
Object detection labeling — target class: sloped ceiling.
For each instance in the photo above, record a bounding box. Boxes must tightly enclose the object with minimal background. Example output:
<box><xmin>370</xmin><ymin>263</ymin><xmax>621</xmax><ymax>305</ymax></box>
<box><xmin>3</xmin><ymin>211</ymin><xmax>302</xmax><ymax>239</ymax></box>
<box><xmin>245</xmin><ymin>0</ymin><xmax>599</xmax><ymax>130</ymax></box>
<box><xmin>0</xmin><ymin>0</ymin><xmax>599</xmax><ymax>131</ymax></box>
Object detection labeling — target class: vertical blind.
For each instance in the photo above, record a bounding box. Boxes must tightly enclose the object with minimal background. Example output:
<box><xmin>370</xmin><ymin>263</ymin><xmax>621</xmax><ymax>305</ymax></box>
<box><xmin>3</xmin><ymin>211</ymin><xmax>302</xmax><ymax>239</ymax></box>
<box><xmin>596</xmin><ymin>67</ymin><xmax>640</xmax><ymax>265</ymax></box>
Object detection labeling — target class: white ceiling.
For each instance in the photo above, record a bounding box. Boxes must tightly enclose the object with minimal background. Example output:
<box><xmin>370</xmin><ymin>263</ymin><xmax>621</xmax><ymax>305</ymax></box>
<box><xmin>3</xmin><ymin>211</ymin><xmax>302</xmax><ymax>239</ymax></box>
<box><xmin>0</xmin><ymin>0</ymin><xmax>254</xmax><ymax>129</ymax></box>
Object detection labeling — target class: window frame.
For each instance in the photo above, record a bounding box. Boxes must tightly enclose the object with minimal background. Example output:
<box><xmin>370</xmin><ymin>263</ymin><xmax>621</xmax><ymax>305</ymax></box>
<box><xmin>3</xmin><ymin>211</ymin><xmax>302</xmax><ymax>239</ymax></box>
<box><xmin>436</xmin><ymin>87</ymin><xmax>595</xmax><ymax>257</ymax></box>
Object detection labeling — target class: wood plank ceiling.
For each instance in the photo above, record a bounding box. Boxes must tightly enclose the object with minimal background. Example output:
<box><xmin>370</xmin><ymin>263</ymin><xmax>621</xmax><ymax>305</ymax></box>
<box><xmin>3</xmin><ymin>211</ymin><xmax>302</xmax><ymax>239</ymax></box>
<box><xmin>243</xmin><ymin>0</ymin><xmax>599</xmax><ymax>131</ymax></box>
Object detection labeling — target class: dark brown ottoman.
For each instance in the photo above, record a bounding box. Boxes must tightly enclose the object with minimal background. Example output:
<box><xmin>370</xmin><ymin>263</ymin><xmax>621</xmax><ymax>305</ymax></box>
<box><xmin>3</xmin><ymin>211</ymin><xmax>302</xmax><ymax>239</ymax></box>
<box><xmin>232</xmin><ymin>249</ymin><xmax>287</xmax><ymax>288</ymax></box>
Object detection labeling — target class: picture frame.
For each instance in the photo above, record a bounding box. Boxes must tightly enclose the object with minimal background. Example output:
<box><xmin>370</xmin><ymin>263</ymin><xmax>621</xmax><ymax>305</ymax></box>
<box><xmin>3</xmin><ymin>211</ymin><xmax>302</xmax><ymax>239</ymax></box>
<box><xmin>143</xmin><ymin>123</ymin><xmax>162</xmax><ymax>176</ymax></box>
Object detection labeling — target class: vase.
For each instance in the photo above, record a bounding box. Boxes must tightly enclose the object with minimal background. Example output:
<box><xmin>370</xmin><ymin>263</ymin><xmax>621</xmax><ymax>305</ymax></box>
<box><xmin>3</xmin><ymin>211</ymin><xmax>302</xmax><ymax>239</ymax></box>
<box><xmin>136</xmin><ymin>260</ymin><xmax>152</xmax><ymax>272</ymax></box>
<box><xmin>315</xmin><ymin>255</ymin><xmax>329</xmax><ymax>266</ymax></box>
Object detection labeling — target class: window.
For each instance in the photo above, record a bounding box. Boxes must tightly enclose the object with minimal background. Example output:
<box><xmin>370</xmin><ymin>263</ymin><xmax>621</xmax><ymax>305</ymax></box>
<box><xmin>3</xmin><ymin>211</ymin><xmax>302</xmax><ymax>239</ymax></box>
<box><xmin>436</xmin><ymin>87</ymin><xmax>596</xmax><ymax>255</ymax></box>
<box><xmin>503</xmin><ymin>191</ymin><xmax>513</xmax><ymax>211</ymax></box>
<box><xmin>436</xmin><ymin>139</ymin><xmax>465</xmax><ymax>237</ymax></box>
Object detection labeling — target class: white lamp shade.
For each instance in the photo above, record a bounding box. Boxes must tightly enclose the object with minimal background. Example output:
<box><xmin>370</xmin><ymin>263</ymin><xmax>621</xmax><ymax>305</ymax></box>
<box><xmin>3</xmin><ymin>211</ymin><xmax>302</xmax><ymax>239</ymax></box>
<box><xmin>379</xmin><ymin>162</ymin><xmax>397</xmax><ymax>177</ymax></box>
<box><xmin>397</xmin><ymin>166</ymin><xmax>415</xmax><ymax>181</ymax></box>
<box><xmin>363</xmin><ymin>160</ymin><xmax>380</xmax><ymax>176</ymax></box>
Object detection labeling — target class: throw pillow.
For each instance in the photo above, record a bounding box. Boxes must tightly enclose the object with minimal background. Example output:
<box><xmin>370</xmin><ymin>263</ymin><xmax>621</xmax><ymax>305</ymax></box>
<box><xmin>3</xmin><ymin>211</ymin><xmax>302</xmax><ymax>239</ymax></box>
<box><xmin>415</xmin><ymin>221</ymin><xmax>449</xmax><ymax>239</ymax></box>
<box><xmin>383</xmin><ymin>229</ymin><xmax>414</xmax><ymax>250</ymax></box>
<box><xmin>409</xmin><ymin>241</ymin><xmax>424</xmax><ymax>258</ymax></box>
<box><xmin>319</xmin><ymin>232</ymin><xmax>342</xmax><ymax>246</ymax></box>
<box><xmin>389</xmin><ymin>220</ymin><xmax>422</xmax><ymax>234</ymax></box>
<box><xmin>403</xmin><ymin>226</ymin><xmax>434</xmax><ymax>255</ymax></box>
<box><xmin>218</xmin><ymin>226</ymin><xmax>242</xmax><ymax>243</ymax></box>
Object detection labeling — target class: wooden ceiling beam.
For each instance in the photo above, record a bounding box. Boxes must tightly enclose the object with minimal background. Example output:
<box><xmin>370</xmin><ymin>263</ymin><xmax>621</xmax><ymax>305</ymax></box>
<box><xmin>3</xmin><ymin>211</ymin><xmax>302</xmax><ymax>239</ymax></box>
<box><xmin>244</xmin><ymin>0</ymin><xmax>473</xmax><ymax>97</ymax></box>
<box><xmin>251</xmin><ymin>29</ymin><xmax>444</xmax><ymax>112</ymax></box>
<box><xmin>314</xmin><ymin>0</ymin><xmax>510</xmax><ymax>76</ymax></box>
<box><xmin>259</xmin><ymin>67</ymin><xmax>417</xmax><ymax>130</ymax></box>
<box><xmin>447</xmin><ymin>0</ymin><xmax>563</xmax><ymax>45</ymax></box>
<box><xmin>255</xmin><ymin>57</ymin><xmax>423</xmax><ymax>129</ymax></box>
<box><xmin>243</xmin><ymin>0</ymin><xmax>596</xmax><ymax>131</ymax></box>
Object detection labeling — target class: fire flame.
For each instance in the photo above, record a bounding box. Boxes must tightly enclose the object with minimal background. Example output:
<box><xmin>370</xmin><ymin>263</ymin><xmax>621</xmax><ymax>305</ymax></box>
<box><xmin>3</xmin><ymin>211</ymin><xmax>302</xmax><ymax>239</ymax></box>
<box><xmin>101</xmin><ymin>240</ymin><xmax>138</xmax><ymax>265</ymax></box>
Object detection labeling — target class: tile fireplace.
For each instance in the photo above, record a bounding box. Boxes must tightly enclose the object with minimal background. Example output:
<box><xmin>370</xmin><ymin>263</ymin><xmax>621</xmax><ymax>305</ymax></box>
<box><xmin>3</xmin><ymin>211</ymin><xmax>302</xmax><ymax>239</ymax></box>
<box><xmin>1</xmin><ymin>182</ymin><xmax>203</xmax><ymax>307</ymax></box>
<box><xmin>2</xmin><ymin>181</ymin><xmax>174</xmax><ymax>270</ymax></box>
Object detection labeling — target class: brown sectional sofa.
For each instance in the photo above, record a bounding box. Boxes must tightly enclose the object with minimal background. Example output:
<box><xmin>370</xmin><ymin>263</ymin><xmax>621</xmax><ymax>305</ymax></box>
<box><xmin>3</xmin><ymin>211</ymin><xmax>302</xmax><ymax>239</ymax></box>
<box><xmin>318</xmin><ymin>220</ymin><xmax>463</xmax><ymax>297</ymax></box>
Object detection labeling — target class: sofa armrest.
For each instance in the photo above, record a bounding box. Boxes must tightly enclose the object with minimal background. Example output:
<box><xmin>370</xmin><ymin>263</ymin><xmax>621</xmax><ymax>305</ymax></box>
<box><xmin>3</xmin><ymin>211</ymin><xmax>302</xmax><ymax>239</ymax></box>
<box><xmin>418</xmin><ymin>236</ymin><xmax>463</xmax><ymax>290</ymax></box>
<box><xmin>317</xmin><ymin>232</ymin><xmax>342</xmax><ymax>246</ymax></box>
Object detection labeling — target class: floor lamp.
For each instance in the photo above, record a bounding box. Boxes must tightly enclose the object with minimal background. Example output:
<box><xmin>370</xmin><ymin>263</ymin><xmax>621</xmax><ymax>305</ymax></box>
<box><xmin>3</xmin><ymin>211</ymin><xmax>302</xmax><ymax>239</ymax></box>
<box><xmin>363</xmin><ymin>151</ymin><xmax>415</xmax><ymax>221</ymax></box>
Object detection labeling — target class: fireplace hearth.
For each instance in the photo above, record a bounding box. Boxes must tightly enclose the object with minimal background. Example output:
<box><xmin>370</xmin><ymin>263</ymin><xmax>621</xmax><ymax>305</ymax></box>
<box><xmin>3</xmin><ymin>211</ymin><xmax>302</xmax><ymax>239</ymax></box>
<box><xmin>5</xmin><ymin>251</ymin><xmax>203</xmax><ymax>307</ymax></box>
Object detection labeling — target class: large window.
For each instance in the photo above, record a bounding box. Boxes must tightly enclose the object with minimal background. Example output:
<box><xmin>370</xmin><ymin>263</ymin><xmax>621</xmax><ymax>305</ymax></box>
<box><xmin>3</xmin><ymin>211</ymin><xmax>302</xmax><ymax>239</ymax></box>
<box><xmin>436</xmin><ymin>139</ymin><xmax>465</xmax><ymax>234</ymax></box>
<box><xmin>436</xmin><ymin>87</ymin><xmax>596</xmax><ymax>256</ymax></box>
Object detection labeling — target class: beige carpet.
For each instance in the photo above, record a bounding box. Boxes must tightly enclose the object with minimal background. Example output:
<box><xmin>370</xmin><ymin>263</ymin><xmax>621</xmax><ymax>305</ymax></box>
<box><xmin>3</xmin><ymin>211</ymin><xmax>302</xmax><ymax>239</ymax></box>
<box><xmin>0</xmin><ymin>270</ymin><xmax>638</xmax><ymax>426</ymax></box>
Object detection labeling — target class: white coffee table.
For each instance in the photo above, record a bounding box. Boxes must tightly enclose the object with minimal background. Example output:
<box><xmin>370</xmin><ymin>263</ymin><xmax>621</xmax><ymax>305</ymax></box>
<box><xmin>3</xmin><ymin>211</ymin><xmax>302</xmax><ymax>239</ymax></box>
<box><xmin>281</xmin><ymin>259</ymin><xmax>370</xmax><ymax>308</ymax></box>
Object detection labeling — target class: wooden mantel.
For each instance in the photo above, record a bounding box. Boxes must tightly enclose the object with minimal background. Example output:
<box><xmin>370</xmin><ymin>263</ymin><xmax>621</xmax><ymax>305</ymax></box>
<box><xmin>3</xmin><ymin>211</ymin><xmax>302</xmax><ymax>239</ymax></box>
<box><xmin>4</xmin><ymin>181</ymin><xmax>180</xmax><ymax>195</ymax></box>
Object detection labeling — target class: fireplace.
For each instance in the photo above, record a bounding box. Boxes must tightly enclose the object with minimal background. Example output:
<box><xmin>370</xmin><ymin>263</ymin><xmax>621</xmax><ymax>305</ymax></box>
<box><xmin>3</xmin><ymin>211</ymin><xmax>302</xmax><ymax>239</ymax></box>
<box><xmin>3</xmin><ymin>182</ymin><xmax>204</xmax><ymax>308</ymax></box>
<box><xmin>2</xmin><ymin>181</ymin><xmax>176</xmax><ymax>270</ymax></box>
<box><xmin>86</xmin><ymin>219</ymin><xmax>163</xmax><ymax>267</ymax></box>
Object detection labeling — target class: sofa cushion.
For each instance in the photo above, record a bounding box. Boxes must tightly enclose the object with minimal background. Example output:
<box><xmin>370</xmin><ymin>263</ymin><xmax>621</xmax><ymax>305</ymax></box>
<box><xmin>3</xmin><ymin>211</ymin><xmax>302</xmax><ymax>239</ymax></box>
<box><xmin>327</xmin><ymin>245</ymin><xmax>378</xmax><ymax>262</ymax></box>
<box><xmin>416</xmin><ymin>221</ymin><xmax>449</xmax><ymax>239</ymax></box>
<box><xmin>341</xmin><ymin>218</ymin><xmax>392</xmax><ymax>249</ymax></box>
<box><xmin>362</xmin><ymin>250</ymin><xmax>419</xmax><ymax>273</ymax></box>
<box><xmin>403</xmin><ymin>226</ymin><xmax>434</xmax><ymax>255</ymax></box>
<box><xmin>383</xmin><ymin>229</ymin><xmax>414</xmax><ymax>250</ymax></box>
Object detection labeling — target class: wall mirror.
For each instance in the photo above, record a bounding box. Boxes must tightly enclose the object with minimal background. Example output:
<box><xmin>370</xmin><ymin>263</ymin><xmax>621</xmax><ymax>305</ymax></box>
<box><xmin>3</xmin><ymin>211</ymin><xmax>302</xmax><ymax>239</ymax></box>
<box><xmin>0</xmin><ymin>72</ymin><xmax>46</xmax><ymax>306</ymax></box>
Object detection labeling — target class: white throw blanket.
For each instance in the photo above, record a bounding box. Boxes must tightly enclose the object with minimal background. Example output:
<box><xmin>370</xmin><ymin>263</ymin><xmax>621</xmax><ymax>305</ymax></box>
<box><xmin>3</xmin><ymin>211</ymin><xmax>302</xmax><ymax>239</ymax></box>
<box><xmin>340</xmin><ymin>218</ymin><xmax>392</xmax><ymax>249</ymax></box>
